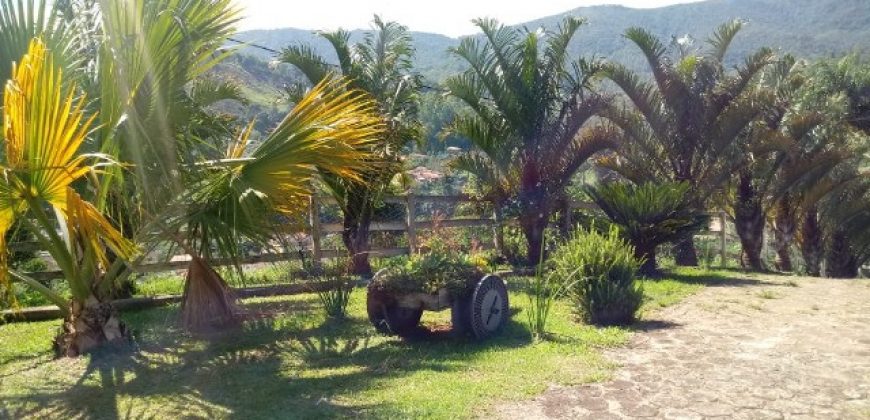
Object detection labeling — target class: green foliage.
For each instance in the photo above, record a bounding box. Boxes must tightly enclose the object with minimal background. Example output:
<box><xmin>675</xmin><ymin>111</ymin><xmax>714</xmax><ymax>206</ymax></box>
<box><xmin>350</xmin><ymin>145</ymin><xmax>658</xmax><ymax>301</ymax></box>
<box><xmin>317</xmin><ymin>279</ymin><xmax>353</xmax><ymax>319</ymax></box>
<box><xmin>526</xmin><ymin>261</ymin><xmax>576</xmax><ymax>341</ymax></box>
<box><xmin>585</xmin><ymin>181</ymin><xmax>708</xmax><ymax>275</ymax></box>
<box><xmin>550</xmin><ymin>225</ymin><xmax>643</xmax><ymax>325</ymax></box>
<box><xmin>446</xmin><ymin>16</ymin><xmax>616</xmax><ymax>264</ymax></box>
<box><xmin>371</xmin><ymin>252</ymin><xmax>484</xmax><ymax>296</ymax></box>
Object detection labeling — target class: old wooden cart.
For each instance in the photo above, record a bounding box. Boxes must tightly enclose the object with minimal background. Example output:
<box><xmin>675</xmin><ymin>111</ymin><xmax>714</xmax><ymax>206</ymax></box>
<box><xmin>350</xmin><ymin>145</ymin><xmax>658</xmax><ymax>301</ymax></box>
<box><xmin>366</xmin><ymin>273</ymin><xmax>510</xmax><ymax>339</ymax></box>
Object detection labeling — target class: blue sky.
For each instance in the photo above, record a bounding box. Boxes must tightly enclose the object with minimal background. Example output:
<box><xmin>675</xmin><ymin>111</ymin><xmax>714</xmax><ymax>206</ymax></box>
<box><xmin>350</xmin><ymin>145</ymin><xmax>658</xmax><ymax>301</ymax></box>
<box><xmin>236</xmin><ymin>0</ymin><xmax>703</xmax><ymax>36</ymax></box>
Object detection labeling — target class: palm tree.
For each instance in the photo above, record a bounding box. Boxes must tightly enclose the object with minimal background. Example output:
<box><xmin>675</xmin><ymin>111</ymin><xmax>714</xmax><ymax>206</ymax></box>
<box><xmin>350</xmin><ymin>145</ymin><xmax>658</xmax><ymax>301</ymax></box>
<box><xmin>0</xmin><ymin>39</ymin><xmax>136</xmax><ymax>356</ymax></box>
<box><xmin>168</xmin><ymin>77</ymin><xmax>381</xmax><ymax>331</ymax></box>
<box><xmin>446</xmin><ymin>17</ymin><xmax>616</xmax><ymax>265</ymax></box>
<box><xmin>280</xmin><ymin>16</ymin><xmax>420</xmax><ymax>276</ymax></box>
<box><xmin>599</xmin><ymin>20</ymin><xmax>775</xmax><ymax>266</ymax></box>
<box><xmin>788</xmin><ymin>57</ymin><xmax>870</xmax><ymax>276</ymax></box>
<box><xmin>585</xmin><ymin>182</ymin><xmax>708</xmax><ymax>277</ymax></box>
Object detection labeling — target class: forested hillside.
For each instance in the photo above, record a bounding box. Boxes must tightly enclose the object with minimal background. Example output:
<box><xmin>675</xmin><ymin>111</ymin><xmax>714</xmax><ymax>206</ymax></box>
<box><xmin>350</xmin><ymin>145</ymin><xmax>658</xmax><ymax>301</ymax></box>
<box><xmin>214</xmin><ymin>0</ymin><xmax>869</xmax><ymax>148</ymax></box>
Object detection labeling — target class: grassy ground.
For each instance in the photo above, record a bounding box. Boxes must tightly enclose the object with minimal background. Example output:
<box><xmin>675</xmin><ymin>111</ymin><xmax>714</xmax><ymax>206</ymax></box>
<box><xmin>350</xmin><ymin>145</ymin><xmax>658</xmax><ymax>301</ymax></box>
<box><xmin>0</xmin><ymin>268</ymin><xmax>724</xmax><ymax>419</ymax></box>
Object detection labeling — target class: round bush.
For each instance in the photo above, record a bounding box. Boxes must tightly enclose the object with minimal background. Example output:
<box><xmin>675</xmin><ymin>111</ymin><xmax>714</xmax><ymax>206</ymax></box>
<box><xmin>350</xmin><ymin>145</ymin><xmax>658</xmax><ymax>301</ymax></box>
<box><xmin>550</xmin><ymin>225</ymin><xmax>643</xmax><ymax>326</ymax></box>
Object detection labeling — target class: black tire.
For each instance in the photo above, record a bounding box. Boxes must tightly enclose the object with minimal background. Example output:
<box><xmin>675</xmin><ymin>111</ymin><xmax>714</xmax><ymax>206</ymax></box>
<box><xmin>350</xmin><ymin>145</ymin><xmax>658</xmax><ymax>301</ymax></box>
<box><xmin>467</xmin><ymin>275</ymin><xmax>510</xmax><ymax>340</ymax></box>
<box><xmin>366</xmin><ymin>286</ymin><xmax>423</xmax><ymax>336</ymax></box>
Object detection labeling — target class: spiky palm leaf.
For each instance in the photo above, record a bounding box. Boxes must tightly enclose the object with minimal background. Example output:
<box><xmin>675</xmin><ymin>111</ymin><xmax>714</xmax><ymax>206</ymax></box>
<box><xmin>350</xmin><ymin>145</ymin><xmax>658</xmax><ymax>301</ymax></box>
<box><xmin>446</xmin><ymin>17</ymin><xmax>613</xmax><ymax>264</ymax></box>
<box><xmin>0</xmin><ymin>39</ymin><xmax>134</xmax><ymax>310</ymax></box>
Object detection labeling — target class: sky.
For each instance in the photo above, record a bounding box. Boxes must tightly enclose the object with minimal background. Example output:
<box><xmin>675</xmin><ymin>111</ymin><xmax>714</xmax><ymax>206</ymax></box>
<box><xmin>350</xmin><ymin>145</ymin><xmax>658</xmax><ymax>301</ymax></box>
<box><xmin>236</xmin><ymin>0</ymin><xmax>704</xmax><ymax>37</ymax></box>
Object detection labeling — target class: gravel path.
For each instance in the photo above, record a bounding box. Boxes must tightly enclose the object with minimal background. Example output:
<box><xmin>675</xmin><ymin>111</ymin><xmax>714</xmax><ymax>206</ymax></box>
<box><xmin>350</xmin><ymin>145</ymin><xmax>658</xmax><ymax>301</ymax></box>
<box><xmin>495</xmin><ymin>274</ymin><xmax>870</xmax><ymax>419</ymax></box>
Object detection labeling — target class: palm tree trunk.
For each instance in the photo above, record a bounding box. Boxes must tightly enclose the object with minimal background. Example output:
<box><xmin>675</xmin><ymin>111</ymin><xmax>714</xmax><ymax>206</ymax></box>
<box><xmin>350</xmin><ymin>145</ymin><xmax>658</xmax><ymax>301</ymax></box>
<box><xmin>519</xmin><ymin>172</ymin><xmax>550</xmax><ymax>266</ymax></box>
<box><xmin>800</xmin><ymin>207</ymin><xmax>823</xmax><ymax>277</ymax></box>
<box><xmin>635</xmin><ymin>244</ymin><xmax>659</xmax><ymax>277</ymax></box>
<box><xmin>673</xmin><ymin>237</ymin><xmax>699</xmax><ymax>266</ymax></box>
<box><xmin>825</xmin><ymin>230</ymin><xmax>859</xmax><ymax>278</ymax></box>
<box><xmin>734</xmin><ymin>172</ymin><xmax>765</xmax><ymax>271</ymax></box>
<box><xmin>54</xmin><ymin>295</ymin><xmax>129</xmax><ymax>357</ymax></box>
<box><xmin>341</xmin><ymin>189</ymin><xmax>374</xmax><ymax>276</ymax></box>
<box><xmin>181</xmin><ymin>257</ymin><xmax>240</xmax><ymax>332</ymax></box>
<box><xmin>772</xmin><ymin>196</ymin><xmax>796</xmax><ymax>272</ymax></box>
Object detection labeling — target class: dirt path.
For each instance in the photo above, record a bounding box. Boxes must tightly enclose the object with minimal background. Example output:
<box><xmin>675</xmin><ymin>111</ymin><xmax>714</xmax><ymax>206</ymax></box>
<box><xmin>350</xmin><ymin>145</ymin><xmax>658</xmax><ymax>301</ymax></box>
<box><xmin>496</xmin><ymin>274</ymin><xmax>870</xmax><ymax>419</ymax></box>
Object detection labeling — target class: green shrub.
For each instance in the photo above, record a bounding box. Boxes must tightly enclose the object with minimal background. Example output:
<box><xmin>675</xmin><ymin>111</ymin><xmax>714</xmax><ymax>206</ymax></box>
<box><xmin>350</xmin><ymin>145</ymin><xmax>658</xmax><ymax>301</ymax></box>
<box><xmin>585</xmin><ymin>181</ymin><xmax>708</xmax><ymax>277</ymax></box>
<box><xmin>371</xmin><ymin>252</ymin><xmax>484</xmax><ymax>297</ymax></box>
<box><xmin>317</xmin><ymin>278</ymin><xmax>353</xmax><ymax>319</ymax></box>
<box><xmin>550</xmin><ymin>225</ymin><xmax>643</xmax><ymax>326</ymax></box>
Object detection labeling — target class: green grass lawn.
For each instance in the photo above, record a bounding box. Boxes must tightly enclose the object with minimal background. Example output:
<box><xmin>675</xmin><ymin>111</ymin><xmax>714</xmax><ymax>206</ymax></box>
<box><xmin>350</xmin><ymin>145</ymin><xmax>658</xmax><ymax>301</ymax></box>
<box><xmin>0</xmin><ymin>268</ymin><xmax>723</xmax><ymax>419</ymax></box>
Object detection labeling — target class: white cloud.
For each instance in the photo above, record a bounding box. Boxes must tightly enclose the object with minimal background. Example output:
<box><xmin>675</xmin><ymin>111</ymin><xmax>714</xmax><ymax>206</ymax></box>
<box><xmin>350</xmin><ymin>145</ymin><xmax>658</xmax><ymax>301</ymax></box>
<box><xmin>236</xmin><ymin>0</ymin><xmax>703</xmax><ymax>37</ymax></box>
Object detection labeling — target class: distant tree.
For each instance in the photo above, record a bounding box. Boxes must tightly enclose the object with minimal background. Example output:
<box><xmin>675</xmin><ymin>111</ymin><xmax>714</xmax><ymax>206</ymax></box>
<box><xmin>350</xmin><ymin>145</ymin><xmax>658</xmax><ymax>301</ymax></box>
<box><xmin>446</xmin><ymin>17</ymin><xmax>616</xmax><ymax>265</ymax></box>
<box><xmin>599</xmin><ymin>20</ymin><xmax>775</xmax><ymax>266</ymax></box>
<box><xmin>280</xmin><ymin>16</ymin><xmax>420</xmax><ymax>275</ymax></box>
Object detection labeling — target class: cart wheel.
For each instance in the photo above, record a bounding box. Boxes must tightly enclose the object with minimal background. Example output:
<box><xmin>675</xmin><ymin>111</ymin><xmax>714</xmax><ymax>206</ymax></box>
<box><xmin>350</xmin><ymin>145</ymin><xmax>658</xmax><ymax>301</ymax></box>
<box><xmin>468</xmin><ymin>275</ymin><xmax>509</xmax><ymax>339</ymax></box>
<box><xmin>366</xmin><ymin>288</ymin><xmax>422</xmax><ymax>336</ymax></box>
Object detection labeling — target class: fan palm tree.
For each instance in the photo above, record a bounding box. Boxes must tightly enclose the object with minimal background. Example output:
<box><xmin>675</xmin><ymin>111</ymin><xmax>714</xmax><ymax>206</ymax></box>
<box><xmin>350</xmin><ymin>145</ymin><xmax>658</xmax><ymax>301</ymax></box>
<box><xmin>599</xmin><ymin>20</ymin><xmax>775</xmax><ymax>266</ymax></box>
<box><xmin>446</xmin><ymin>17</ymin><xmax>616</xmax><ymax>265</ymax></box>
<box><xmin>0</xmin><ymin>0</ymin><xmax>74</xmax><ymax>90</ymax></box>
<box><xmin>167</xmin><ymin>77</ymin><xmax>381</xmax><ymax>332</ymax></box>
<box><xmin>280</xmin><ymin>16</ymin><xmax>420</xmax><ymax>276</ymax></box>
<box><xmin>0</xmin><ymin>39</ymin><xmax>136</xmax><ymax>356</ymax></box>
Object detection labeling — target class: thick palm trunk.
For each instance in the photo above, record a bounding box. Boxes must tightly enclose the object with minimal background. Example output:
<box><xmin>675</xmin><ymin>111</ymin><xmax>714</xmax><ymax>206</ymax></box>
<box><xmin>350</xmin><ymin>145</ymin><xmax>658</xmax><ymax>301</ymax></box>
<box><xmin>635</xmin><ymin>244</ymin><xmax>659</xmax><ymax>277</ymax></box>
<box><xmin>519</xmin><ymin>166</ymin><xmax>550</xmax><ymax>266</ymax></box>
<box><xmin>772</xmin><ymin>196</ymin><xmax>796</xmax><ymax>272</ymax></box>
<box><xmin>341</xmin><ymin>192</ymin><xmax>374</xmax><ymax>276</ymax></box>
<box><xmin>181</xmin><ymin>257</ymin><xmax>240</xmax><ymax>332</ymax></box>
<box><xmin>54</xmin><ymin>295</ymin><xmax>129</xmax><ymax>357</ymax></box>
<box><xmin>800</xmin><ymin>207</ymin><xmax>823</xmax><ymax>277</ymax></box>
<box><xmin>734</xmin><ymin>172</ymin><xmax>765</xmax><ymax>271</ymax></box>
<box><xmin>826</xmin><ymin>230</ymin><xmax>859</xmax><ymax>278</ymax></box>
<box><xmin>673</xmin><ymin>237</ymin><xmax>699</xmax><ymax>266</ymax></box>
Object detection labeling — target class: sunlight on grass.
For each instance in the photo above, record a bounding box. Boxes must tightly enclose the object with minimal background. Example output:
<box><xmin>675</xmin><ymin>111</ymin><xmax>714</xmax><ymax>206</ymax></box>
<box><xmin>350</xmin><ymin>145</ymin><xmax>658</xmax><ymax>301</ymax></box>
<box><xmin>0</xmin><ymin>269</ymin><xmax>727</xmax><ymax>418</ymax></box>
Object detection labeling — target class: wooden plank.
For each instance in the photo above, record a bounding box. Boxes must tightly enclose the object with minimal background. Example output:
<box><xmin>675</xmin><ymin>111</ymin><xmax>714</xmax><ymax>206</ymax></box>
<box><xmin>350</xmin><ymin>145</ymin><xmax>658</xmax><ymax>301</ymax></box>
<box><xmin>321</xmin><ymin>221</ymin><xmax>406</xmax><ymax>233</ymax></box>
<box><xmin>414</xmin><ymin>218</ymin><xmax>494</xmax><ymax>229</ymax></box>
<box><xmin>0</xmin><ymin>281</ymin><xmax>346</xmax><ymax>322</ymax></box>
<box><xmin>406</xmin><ymin>194</ymin><xmax>417</xmax><ymax>253</ymax></box>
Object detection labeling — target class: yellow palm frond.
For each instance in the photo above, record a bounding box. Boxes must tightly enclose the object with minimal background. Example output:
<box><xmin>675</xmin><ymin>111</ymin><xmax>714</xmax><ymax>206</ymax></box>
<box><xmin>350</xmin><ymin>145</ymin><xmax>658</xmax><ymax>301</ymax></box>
<box><xmin>242</xmin><ymin>76</ymin><xmax>382</xmax><ymax>214</ymax></box>
<box><xmin>1</xmin><ymin>38</ymin><xmax>135</xmax><ymax>299</ymax></box>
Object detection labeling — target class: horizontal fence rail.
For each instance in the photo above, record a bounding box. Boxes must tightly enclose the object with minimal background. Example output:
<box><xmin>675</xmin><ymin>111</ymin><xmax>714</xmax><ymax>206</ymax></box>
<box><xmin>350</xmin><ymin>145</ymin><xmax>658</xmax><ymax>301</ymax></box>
<box><xmin>9</xmin><ymin>194</ymin><xmax>731</xmax><ymax>281</ymax></box>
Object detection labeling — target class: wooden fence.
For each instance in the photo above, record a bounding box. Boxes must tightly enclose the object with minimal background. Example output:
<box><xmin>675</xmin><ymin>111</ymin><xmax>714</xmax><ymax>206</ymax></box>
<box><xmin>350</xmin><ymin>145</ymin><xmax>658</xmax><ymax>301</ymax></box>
<box><xmin>11</xmin><ymin>194</ymin><xmax>731</xmax><ymax>280</ymax></box>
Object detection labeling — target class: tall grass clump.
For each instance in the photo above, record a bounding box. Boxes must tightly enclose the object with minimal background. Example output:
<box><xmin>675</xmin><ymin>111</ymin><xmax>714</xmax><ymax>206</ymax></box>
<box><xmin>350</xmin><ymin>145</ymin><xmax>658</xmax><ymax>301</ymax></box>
<box><xmin>551</xmin><ymin>225</ymin><xmax>643</xmax><ymax>326</ymax></box>
<box><xmin>317</xmin><ymin>279</ymin><xmax>353</xmax><ymax>320</ymax></box>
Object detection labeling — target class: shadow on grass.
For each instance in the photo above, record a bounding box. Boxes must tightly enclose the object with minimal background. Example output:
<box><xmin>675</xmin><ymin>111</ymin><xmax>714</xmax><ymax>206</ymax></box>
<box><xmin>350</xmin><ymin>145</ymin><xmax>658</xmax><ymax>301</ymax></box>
<box><xmin>1</xmin><ymin>294</ymin><xmax>536</xmax><ymax>419</ymax></box>
<box><xmin>662</xmin><ymin>268</ymin><xmax>778</xmax><ymax>288</ymax></box>
<box><xmin>631</xmin><ymin>319</ymin><xmax>682</xmax><ymax>332</ymax></box>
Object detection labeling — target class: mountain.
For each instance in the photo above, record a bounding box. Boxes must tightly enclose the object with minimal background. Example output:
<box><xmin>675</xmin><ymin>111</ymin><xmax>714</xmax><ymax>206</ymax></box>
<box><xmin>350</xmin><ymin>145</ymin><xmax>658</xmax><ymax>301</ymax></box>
<box><xmin>228</xmin><ymin>0</ymin><xmax>869</xmax><ymax>84</ymax></box>
<box><xmin>211</xmin><ymin>0</ymin><xmax>869</xmax><ymax>145</ymax></box>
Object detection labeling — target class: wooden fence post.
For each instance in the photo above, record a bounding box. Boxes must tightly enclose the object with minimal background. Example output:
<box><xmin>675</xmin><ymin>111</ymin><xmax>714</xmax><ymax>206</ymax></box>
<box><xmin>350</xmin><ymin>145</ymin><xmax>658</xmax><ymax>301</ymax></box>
<box><xmin>493</xmin><ymin>205</ymin><xmax>505</xmax><ymax>255</ymax></box>
<box><xmin>309</xmin><ymin>194</ymin><xmax>322</xmax><ymax>270</ymax></box>
<box><xmin>406</xmin><ymin>193</ymin><xmax>418</xmax><ymax>254</ymax></box>
<box><xmin>719</xmin><ymin>211</ymin><xmax>727</xmax><ymax>267</ymax></box>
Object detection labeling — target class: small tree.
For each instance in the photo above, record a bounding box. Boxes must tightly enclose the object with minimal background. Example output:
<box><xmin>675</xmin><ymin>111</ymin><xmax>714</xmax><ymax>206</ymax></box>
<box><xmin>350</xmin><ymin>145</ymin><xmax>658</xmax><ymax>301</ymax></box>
<box><xmin>446</xmin><ymin>17</ymin><xmax>616</xmax><ymax>265</ymax></box>
<box><xmin>585</xmin><ymin>182</ymin><xmax>708</xmax><ymax>276</ymax></box>
<box><xmin>280</xmin><ymin>16</ymin><xmax>420</xmax><ymax>276</ymax></box>
<box><xmin>0</xmin><ymin>40</ymin><xmax>137</xmax><ymax>356</ymax></box>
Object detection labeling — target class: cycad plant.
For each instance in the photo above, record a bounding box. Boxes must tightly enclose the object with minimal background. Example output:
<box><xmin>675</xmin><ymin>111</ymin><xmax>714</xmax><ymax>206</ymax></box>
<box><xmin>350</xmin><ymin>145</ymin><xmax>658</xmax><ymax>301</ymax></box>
<box><xmin>585</xmin><ymin>182</ymin><xmax>708</xmax><ymax>277</ymax></box>
<box><xmin>600</xmin><ymin>20</ymin><xmax>775</xmax><ymax>266</ymax></box>
<box><xmin>0</xmin><ymin>39</ymin><xmax>136</xmax><ymax>356</ymax></box>
<box><xmin>280</xmin><ymin>16</ymin><xmax>420</xmax><ymax>276</ymax></box>
<box><xmin>446</xmin><ymin>17</ymin><xmax>616</xmax><ymax>265</ymax></box>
